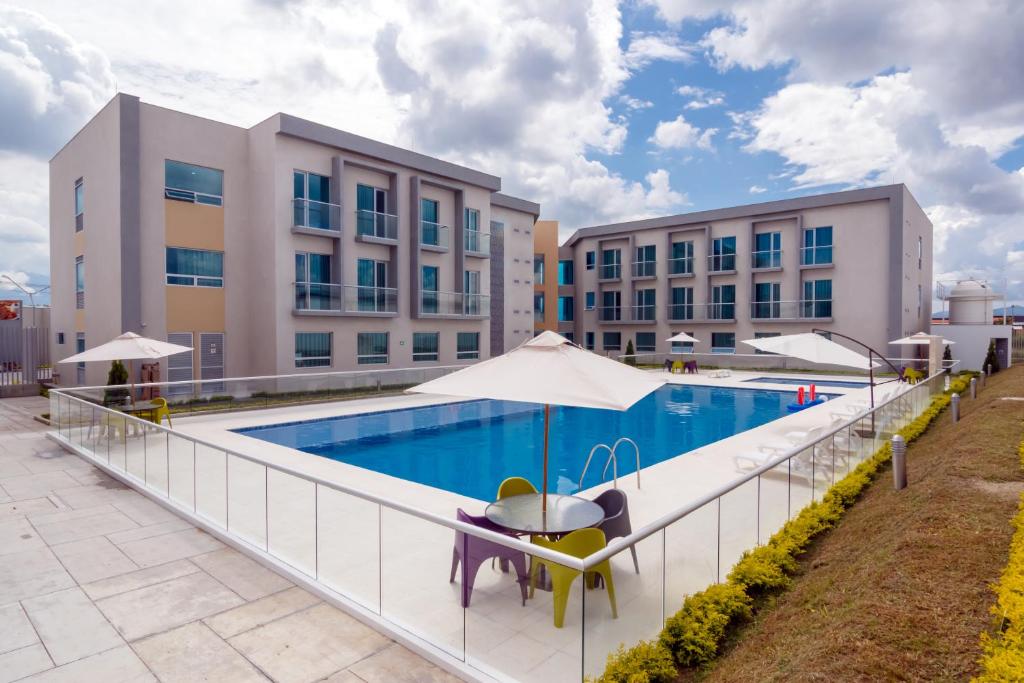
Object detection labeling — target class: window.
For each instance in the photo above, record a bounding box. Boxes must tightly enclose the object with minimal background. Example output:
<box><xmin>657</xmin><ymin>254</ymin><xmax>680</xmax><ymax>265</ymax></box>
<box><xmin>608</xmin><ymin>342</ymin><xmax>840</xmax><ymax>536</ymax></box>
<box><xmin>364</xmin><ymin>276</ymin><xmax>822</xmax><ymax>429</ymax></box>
<box><xmin>753</xmin><ymin>232</ymin><xmax>781</xmax><ymax>269</ymax></box>
<box><xmin>636</xmin><ymin>332</ymin><xmax>656</xmax><ymax>353</ymax></box>
<box><xmin>295</xmin><ymin>332</ymin><xmax>332</xmax><ymax>368</ymax></box>
<box><xmin>558</xmin><ymin>260</ymin><xmax>574</xmax><ymax>285</ymax></box>
<box><xmin>600</xmin><ymin>249</ymin><xmax>621</xmax><ymax>279</ymax></box>
<box><xmin>585</xmin><ymin>251</ymin><xmax>596</xmax><ymax>270</ymax></box>
<box><xmin>295</xmin><ymin>253</ymin><xmax>332</xmax><ymax>310</ymax></box>
<box><xmin>420</xmin><ymin>199</ymin><xmax>443</xmax><ymax>247</ymax></box>
<box><xmin>753</xmin><ymin>331</ymin><xmax>780</xmax><ymax>355</ymax></box>
<box><xmin>76</xmin><ymin>333</ymin><xmax>85</xmax><ymax>384</ymax></box>
<box><xmin>464</xmin><ymin>208</ymin><xmax>485</xmax><ymax>253</ymax></box>
<box><xmin>711</xmin><ymin>332</ymin><xmax>736</xmax><ymax>354</ymax></box>
<box><xmin>464</xmin><ymin>270</ymin><xmax>482</xmax><ymax>315</ymax></box>
<box><xmin>585</xmin><ymin>291</ymin><xmax>595</xmax><ymax>310</ymax></box>
<box><xmin>293</xmin><ymin>171</ymin><xmax>334</xmax><ymax>230</ymax></box>
<box><xmin>166</xmin><ymin>247</ymin><xmax>224</xmax><ymax>287</ymax></box>
<box><xmin>74</xmin><ymin>179</ymin><xmax>84</xmax><ymax>232</ymax></box>
<box><xmin>534</xmin><ymin>294</ymin><xmax>545</xmax><ymax>322</ymax></box>
<box><xmin>413</xmin><ymin>332</ymin><xmax>439</xmax><ymax>362</ymax></box>
<box><xmin>634</xmin><ymin>289</ymin><xmax>656</xmax><ymax>321</ymax></box>
<box><xmin>711</xmin><ymin>285</ymin><xmax>736</xmax><ymax>319</ymax></box>
<box><xmin>670</xmin><ymin>287</ymin><xmax>693</xmax><ymax>320</ymax></box>
<box><xmin>752</xmin><ymin>282</ymin><xmax>781</xmax><ymax>319</ymax></box>
<box><xmin>167</xmin><ymin>333</ymin><xmax>194</xmax><ymax>394</ymax></box>
<box><xmin>601</xmin><ymin>290</ymin><xmax>621</xmax><ymax>321</ymax></box>
<box><xmin>917</xmin><ymin>284</ymin><xmax>922</xmax><ymax>318</ymax></box>
<box><xmin>457</xmin><ymin>332</ymin><xmax>480</xmax><ymax>360</ymax></box>
<box><xmin>534</xmin><ymin>255</ymin><xmax>545</xmax><ymax>284</ymax></box>
<box><xmin>602</xmin><ymin>332</ymin><xmax>621</xmax><ymax>351</ymax></box>
<box><xmin>165</xmin><ymin>160</ymin><xmax>223</xmax><ymax>206</ymax></box>
<box><xmin>558</xmin><ymin>296</ymin><xmax>574</xmax><ymax>322</ymax></box>
<box><xmin>74</xmin><ymin>256</ymin><xmax>84</xmax><ymax>309</ymax></box>
<box><xmin>200</xmin><ymin>333</ymin><xmax>225</xmax><ymax>392</ymax></box>
<box><xmin>357</xmin><ymin>332</ymin><xmax>389</xmax><ymax>364</ymax></box>
<box><xmin>56</xmin><ymin>332</ymin><xmax>65</xmax><ymax>345</ymax></box>
<box><xmin>802</xmin><ymin>279</ymin><xmax>833</xmax><ymax>318</ymax></box>
<box><xmin>422</xmin><ymin>266</ymin><xmax>439</xmax><ymax>314</ymax></box>
<box><xmin>802</xmin><ymin>226</ymin><xmax>833</xmax><ymax>265</ymax></box>
<box><xmin>585</xmin><ymin>331</ymin><xmax>595</xmax><ymax>350</ymax></box>
<box><xmin>356</xmin><ymin>184</ymin><xmax>391</xmax><ymax>238</ymax></box>
<box><xmin>358</xmin><ymin>258</ymin><xmax>390</xmax><ymax>312</ymax></box>
<box><xmin>918</xmin><ymin>236</ymin><xmax>923</xmax><ymax>270</ymax></box>
<box><xmin>634</xmin><ymin>245</ymin><xmax>656</xmax><ymax>277</ymax></box>
<box><xmin>670</xmin><ymin>332</ymin><xmax>695</xmax><ymax>354</ymax></box>
<box><xmin>711</xmin><ymin>236</ymin><xmax>736</xmax><ymax>271</ymax></box>
<box><xmin>671</xmin><ymin>241</ymin><xmax>693</xmax><ymax>274</ymax></box>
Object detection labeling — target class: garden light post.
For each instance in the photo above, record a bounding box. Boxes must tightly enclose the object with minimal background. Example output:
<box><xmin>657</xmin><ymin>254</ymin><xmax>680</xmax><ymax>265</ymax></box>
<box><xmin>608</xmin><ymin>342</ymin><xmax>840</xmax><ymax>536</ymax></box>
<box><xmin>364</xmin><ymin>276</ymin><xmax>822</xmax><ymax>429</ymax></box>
<box><xmin>891</xmin><ymin>435</ymin><xmax>907</xmax><ymax>490</ymax></box>
<box><xmin>951</xmin><ymin>393</ymin><xmax>960</xmax><ymax>423</ymax></box>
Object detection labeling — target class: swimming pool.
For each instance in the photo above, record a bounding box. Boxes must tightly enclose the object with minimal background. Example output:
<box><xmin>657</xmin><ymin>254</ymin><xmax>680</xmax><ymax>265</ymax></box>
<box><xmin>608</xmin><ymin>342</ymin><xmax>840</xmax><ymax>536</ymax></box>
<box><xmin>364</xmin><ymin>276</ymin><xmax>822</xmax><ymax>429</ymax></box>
<box><xmin>237</xmin><ymin>385</ymin><xmax>826</xmax><ymax>501</ymax></box>
<box><xmin>743</xmin><ymin>376</ymin><xmax>870</xmax><ymax>389</ymax></box>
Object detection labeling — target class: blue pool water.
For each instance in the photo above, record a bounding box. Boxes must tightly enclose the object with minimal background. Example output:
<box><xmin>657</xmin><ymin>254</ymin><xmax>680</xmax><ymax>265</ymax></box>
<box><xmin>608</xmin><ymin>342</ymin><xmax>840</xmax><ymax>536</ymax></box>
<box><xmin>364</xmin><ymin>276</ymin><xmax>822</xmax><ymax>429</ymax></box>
<box><xmin>743</xmin><ymin>376</ymin><xmax>870</xmax><ymax>389</ymax></box>
<box><xmin>237</xmin><ymin>385</ymin><xmax>825</xmax><ymax>501</ymax></box>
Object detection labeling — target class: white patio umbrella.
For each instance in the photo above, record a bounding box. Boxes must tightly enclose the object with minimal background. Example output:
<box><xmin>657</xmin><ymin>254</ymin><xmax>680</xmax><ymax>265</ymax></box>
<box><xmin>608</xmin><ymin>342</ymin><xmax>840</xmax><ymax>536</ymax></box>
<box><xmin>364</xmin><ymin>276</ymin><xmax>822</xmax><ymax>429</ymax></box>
<box><xmin>665</xmin><ymin>332</ymin><xmax>700</xmax><ymax>344</ymax></box>
<box><xmin>889</xmin><ymin>332</ymin><xmax>955</xmax><ymax>345</ymax></box>
<box><xmin>407</xmin><ymin>331</ymin><xmax>666</xmax><ymax>510</ymax></box>
<box><xmin>741</xmin><ymin>332</ymin><xmax>878</xmax><ymax>370</ymax></box>
<box><xmin>59</xmin><ymin>332</ymin><xmax>193</xmax><ymax>408</ymax></box>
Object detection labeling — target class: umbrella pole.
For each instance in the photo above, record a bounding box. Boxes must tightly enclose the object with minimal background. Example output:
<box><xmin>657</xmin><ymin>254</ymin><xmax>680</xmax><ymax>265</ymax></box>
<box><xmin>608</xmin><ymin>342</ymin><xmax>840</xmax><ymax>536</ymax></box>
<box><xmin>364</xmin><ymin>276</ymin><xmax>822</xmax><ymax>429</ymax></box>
<box><xmin>542</xmin><ymin>404</ymin><xmax>550</xmax><ymax>513</ymax></box>
<box><xmin>129</xmin><ymin>359</ymin><xmax>137</xmax><ymax>411</ymax></box>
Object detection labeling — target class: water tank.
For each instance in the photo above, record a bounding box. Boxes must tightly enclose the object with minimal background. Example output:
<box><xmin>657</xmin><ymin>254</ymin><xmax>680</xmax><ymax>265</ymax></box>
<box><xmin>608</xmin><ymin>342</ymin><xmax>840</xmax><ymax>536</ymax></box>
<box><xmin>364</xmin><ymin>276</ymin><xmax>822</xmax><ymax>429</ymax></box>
<box><xmin>947</xmin><ymin>280</ymin><xmax>999</xmax><ymax>324</ymax></box>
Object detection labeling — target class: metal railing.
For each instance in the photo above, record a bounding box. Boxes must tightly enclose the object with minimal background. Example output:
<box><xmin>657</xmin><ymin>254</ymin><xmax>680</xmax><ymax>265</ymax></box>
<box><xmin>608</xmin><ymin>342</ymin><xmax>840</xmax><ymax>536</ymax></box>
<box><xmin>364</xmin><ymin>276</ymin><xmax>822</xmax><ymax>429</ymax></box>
<box><xmin>751</xmin><ymin>250</ymin><xmax>782</xmax><ymax>269</ymax></box>
<box><xmin>464</xmin><ymin>231</ymin><xmax>490</xmax><ymax>255</ymax></box>
<box><xmin>800</xmin><ymin>245</ymin><xmax>833</xmax><ymax>266</ymax></box>
<box><xmin>631</xmin><ymin>304</ymin><xmax>656</xmax><ymax>321</ymax></box>
<box><xmin>293</xmin><ymin>198</ymin><xmax>342</xmax><ymax>232</ymax></box>
<box><xmin>598</xmin><ymin>305</ymin><xmax>622</xmax><ymax>322</ymax></box>
<box><xmin>419</xmin><ymin>221</ymin><xmax>449</xmax><ymax>249</ymax></box>
<box><xmin>750</xmin><ymin>300</ymin><xmax>833</xmax><ymax>320</ymax></box>
<box><xmin>668</xmin><ymin>257</ymin><xmax>693</xmax><ymax>276</ymax></box>
<box><xmin>667</xmin><ymin>302</ymin><xmax>735</xmax><ymax>322</ymax></box>
<box><xmin>632</xmin><ymin>261</ymin><xmax>656</xmax><ymax>278</ymax></box>
<box><xmin>708</xmin><ymin>254</ymin><xmax>736</xmax><ymax>272</ymax></box>
<box><xmin>164</xmin><ymin>186</ymin><xmax>223</xmax><ymax>207</ymax></box>
<box><xmin>47</xmin><ymin>361</ymin><xmax>957</xmax><ymax>681</ymax></box>
<box><xmin>420</xmin><ymin>291</ymin><xmax>489</xmax><ymax>317</ymax></box>
<box><xmin>355</xmin><ymin>210</ymin><xmax>398</xmax><ymax>240</ymax></box>
<box><xmin>293</xmin><ymin>283</ymin><xmax>398</xmax><ymax>314</ymax></box>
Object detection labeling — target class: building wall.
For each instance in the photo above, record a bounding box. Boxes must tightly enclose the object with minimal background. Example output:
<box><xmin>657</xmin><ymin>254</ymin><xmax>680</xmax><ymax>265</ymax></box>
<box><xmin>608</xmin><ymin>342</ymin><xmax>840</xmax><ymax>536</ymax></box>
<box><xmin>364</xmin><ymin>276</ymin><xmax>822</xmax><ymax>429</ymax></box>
<box><xmin>898</xmin><ymin>186</ymin><xmax>933</xmax><ymax>343</ymax></box>
<box><xmin>491</xmin><ymin>204</ymin><xmax>537</xmax><ymax>351</ymax></box>
<box><xmin>533</xmin><ymin>220</ymin><xmax>559</xmax><ymax>333</ymax></box>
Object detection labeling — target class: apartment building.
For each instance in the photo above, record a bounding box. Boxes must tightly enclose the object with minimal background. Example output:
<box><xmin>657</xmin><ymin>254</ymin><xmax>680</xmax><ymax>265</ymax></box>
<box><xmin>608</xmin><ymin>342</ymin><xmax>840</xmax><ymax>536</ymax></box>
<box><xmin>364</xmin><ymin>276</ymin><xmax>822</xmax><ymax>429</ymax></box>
<box><xmin>549</xmin><ymin>185</ymin><xmax>931</xmax><ymax>358</ymax></box>
<box><xmin>49</xmin><ymin>94</ymin><xmax>539</xmax><ymax>385</ymax></box>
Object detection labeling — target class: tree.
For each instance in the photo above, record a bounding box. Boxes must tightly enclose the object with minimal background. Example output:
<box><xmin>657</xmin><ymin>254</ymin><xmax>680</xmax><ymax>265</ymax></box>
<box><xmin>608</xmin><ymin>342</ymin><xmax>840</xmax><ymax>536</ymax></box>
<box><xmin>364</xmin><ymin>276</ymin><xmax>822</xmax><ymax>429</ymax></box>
<box><xmin>942</xmin><ymin>344</ymin><xmax>952</xmax><ymax>373</ymax></box>
<box><xmin>104</xmin><ymin>360</ymin><xmax>129</xmax><ymax>405</ymax></box>
<box><xmin>624</xmin><ymin>339</ymin><xmax>636</xmax><ymax>366</ymax></box>
<box><xmin>983</xmin><ymin>339</ymin><xmax>1000</xmax><ymax>374</ymax></box>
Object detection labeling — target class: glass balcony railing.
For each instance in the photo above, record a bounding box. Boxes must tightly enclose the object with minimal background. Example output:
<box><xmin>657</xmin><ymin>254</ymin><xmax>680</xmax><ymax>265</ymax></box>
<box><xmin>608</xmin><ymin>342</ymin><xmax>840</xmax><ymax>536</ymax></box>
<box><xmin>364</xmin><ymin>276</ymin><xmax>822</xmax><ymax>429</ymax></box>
<box><xmin>749</xmin><ymin>300</ymin><xmax>833</xmax><ymax>320</ymax></box>
<box><xmin>631</xmin><ymin>304</ymin><xmax>656</xmax><ymax>321</ymax></box>
<box><xmin>355</xmin><ymin>210</ymin><xmax>398</xmax><ymax>240</ymax></box>
<box><xmin>464</xmin><ymin>231</ymin><xmax>490</xmax><ymax>256</ymax></box>
<box><xmin>598</xmin><ymin>306</ymin><xmax>621</xmax><ymax>322</ymax></box>
<box><xmin>292</xmin><ymin>198</ymin><xmax>342</xmax><ymax>232</ymax></box>
<box><xmin>420</xmin><ymin>221</ymin><xmax>450</xmax><ymax>249</ymax></box>
<box><xmin>420</xmin><ymin>291</ymin><xmax>489</xmax><ymax>317</ymax></box>
<box><xmin>708</xmin><ymin>254</ymin><xmax>736</xmax><ymax>272</ymax></box>
<box><xmin>666</xmin><ymin>302</ymin><xmax>735</xmax><ymax>321</ymax></box>
<box><xmin>668</xmin><ymin>257</ymin><xmax>693</xmax><ymax>275</ymax></box>
<box><xmin>598</xmin><ymin>263</ymin><xmax>621</xmax><ymax>280</ymax></box>
<box><xmin>801</xmin><ymin>245</ymin><xmax>833</xmax><ymax>266</ymax></box>
<box><xmin>751</xmin><ymin>249</ymin><xmax>782</xmax><ymax>269</ymax></box>
<box><xmin>293</xmin><ymin>283</ymin><xmax>397</xmax><ymax>314</ymax></box>
<box><xmin>631</xmin><ymin>261</ymin><xmax>656</xmax><ymax>278</ymax></box>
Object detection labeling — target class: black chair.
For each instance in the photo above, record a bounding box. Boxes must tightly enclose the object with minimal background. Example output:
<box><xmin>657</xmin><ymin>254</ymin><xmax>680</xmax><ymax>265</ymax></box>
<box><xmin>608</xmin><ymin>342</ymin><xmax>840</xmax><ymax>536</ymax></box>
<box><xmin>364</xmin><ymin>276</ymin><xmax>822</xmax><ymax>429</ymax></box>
<box><xmin>592</xmin><ymin>489</ymin><xmax>639</xmax><ymax>574</ymax></box>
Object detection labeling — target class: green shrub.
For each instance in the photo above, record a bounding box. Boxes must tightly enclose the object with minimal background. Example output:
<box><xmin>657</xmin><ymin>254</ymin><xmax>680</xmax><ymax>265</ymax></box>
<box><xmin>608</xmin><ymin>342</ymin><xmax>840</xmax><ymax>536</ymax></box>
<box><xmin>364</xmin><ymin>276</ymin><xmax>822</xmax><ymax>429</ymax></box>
<box><xmin>983</xmin><ymin>340</ymin><xmax>1001</xmax><ymax>374</ymax></box>
<box><xmin>103</xmin><ymin>360</ymin><xmax>130</xmax><ymax>405</ymax></box>
<box><xmin>625</xmin><ymin>339</ymin><xmax>637</xmax><ymax>366</ymax></box>
<box><xmin>597</xmin><ymin>373</ymin><xmax>972</xmax><ymax>681</ymax></box>
<box><xmin>591</xmin><ymin>641</ymin><xmax>677</xmax><ymax>683</ymax></box>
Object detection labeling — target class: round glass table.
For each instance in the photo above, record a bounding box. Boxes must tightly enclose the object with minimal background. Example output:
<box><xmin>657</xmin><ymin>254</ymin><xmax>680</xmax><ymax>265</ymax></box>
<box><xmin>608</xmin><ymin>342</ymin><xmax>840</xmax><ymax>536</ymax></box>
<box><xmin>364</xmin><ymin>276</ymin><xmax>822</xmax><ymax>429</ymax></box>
<box><xmin>484</xmin><ymin>493</ymin><xmax>604</xmax><ymax>535</ymax></box>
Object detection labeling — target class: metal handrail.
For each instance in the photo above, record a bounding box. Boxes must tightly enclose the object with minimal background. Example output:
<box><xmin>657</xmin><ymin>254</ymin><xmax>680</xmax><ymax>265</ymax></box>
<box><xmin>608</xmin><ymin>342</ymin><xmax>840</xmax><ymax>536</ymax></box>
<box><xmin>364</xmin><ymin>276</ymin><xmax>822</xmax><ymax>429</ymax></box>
<box><xmin>578</xmin><ymin>443</ymin><xmax>613</xmax><ymax>491</ymax></box>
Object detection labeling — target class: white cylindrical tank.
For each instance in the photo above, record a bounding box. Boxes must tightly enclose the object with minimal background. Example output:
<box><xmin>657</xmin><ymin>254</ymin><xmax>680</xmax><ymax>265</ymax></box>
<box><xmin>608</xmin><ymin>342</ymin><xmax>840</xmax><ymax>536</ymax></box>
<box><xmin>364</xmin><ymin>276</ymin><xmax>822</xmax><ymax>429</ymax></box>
<box><xmin>947</xmin><ymin>280</ymin><xmax>999</xmax><ymax>324</ymax></box>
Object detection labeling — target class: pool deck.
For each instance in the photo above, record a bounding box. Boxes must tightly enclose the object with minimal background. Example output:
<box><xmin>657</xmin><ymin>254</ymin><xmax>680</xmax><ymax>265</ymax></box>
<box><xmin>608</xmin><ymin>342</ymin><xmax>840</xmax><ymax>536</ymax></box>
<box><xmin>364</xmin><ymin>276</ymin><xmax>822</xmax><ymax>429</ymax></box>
<box><xmin>0</xmin><ymin>396</ymin><xmax>457</xmax><ymax>683</ymax></box>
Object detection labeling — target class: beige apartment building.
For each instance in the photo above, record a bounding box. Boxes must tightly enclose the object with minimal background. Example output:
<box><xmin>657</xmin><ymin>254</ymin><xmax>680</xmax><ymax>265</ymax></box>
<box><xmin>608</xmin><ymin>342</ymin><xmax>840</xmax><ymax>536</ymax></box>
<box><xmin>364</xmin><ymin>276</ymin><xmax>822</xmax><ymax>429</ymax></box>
<box><xmin>544</xmin><ymin>185</ymin><xmax>932</xmax><ymax>358</ymax></box>
<box><xmin>50</xmin><ymin>94</ymin><xmax>539</xmax><ymax>386</ymax></box>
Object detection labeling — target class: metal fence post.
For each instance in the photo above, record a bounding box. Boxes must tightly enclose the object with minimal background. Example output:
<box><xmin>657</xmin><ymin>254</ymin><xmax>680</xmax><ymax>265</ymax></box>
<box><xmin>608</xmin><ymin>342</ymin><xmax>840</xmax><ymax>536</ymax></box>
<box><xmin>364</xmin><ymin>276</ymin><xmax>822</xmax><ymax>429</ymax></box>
<box><xmin>970</xmin><ymin>377</ymin><xmax>977</xmax><ymax>399</ymax></box>
<box><xmin>891</xmin><ymin>435</ymin><xmax>907</xmax><ymax>490</ymax></box>
<box><xmin>979</xmin><ymin>369</ymin><xmax>986</xmax><ymax>389</ymax></box>
<box><xmin>951</xmin><ymin>393</ymin><xmax>960</xmax><ymax>423</ymax></box>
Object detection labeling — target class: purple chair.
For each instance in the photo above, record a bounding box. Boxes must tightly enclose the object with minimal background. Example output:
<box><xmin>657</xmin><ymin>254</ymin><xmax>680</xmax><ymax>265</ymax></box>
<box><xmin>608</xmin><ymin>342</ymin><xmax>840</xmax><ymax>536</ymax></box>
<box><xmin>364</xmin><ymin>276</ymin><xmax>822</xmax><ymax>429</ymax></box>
<box><xmin>592</xmin><ymin>489</ymin><xmax>639</xmax><ymax>574</ymax></box>
<box><xmin>449</xmin><ymin>508</ymin><xmax>528</xmax><ymax>608</ymax></box>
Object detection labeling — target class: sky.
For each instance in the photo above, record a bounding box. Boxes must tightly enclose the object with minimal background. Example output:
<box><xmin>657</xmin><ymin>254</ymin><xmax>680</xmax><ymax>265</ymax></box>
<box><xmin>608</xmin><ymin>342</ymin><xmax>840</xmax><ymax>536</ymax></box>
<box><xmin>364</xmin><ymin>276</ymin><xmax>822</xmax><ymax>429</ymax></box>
<box><xmin>0</xmin><ymin>0</ymin><xmax>1022</xmax><ymax>311</ymax></box>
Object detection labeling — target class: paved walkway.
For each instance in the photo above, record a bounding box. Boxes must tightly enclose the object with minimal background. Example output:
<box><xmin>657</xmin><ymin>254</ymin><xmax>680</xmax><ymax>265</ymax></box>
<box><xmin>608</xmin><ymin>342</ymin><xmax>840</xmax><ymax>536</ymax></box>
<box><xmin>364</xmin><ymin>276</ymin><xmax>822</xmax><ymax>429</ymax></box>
<box><xmin>0</xmin><ymin>397</ymin><xmax>458</xmax><ymax>683</ymax></box>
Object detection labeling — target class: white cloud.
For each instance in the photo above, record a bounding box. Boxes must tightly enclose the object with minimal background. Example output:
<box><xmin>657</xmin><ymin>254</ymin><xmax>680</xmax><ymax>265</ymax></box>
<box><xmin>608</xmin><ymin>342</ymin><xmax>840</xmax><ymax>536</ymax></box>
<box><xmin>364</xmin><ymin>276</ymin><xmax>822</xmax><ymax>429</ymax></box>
<box><xmin>619</xmin><ymin>95</ymin><xmax>653</xmax><ymax>110</ymax></box>
<box><xmin>748</xmin><ymin>185</ymin><xmax>766</xmax><ymax>194</ymax></box>
<box><xmin>645</xmin><ymin>169</ymin><xmax>688</xmax><ymax>208</ymax></box>
<box><xmin>622</xmin><ymin>31</ymin><xmax>695</xmax><ymax>70</ymax></box>
<box><xmin>650</xmin><ymin>114</ymin><xmax>717</xmax><ymax>151</ymax></box>
<box><xmin>676</xmin><ymin>84</ymin><xmax>724</xmax><ymax>109</ymax></box>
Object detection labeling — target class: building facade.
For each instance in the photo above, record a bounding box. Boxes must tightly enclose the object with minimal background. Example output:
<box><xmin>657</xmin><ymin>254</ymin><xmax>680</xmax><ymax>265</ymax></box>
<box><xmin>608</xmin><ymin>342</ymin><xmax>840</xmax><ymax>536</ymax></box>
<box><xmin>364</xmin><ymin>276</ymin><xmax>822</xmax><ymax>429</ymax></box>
<box><xmin>50</xmin><ymin>94</ymin><xmax>539</xmax><ymax>385</ymax></box>
<box><xmin>549</xmin><ymin>185</ymin><xmax>932</xmax><ymax>358</ymax></box>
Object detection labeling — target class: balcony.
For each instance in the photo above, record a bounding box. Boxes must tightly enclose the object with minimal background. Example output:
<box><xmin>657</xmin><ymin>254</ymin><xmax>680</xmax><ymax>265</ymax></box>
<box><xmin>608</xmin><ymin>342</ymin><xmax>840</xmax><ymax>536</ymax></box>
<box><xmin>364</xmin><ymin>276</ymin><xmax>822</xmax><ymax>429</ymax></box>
<box><xmin>293</xmin><ymin>283</ymin><xmax>397</xmax><ymax>315</ymax></box>
<box><xmin>292</xmin><ymin>198</ymin><xmax>341</xmax><ymax>233</ymax></box>
<box><xmin>668</xmin><ymin>257</ymin><xmax>694</xmax><ymax>277</ymax></box>
<box><xmin>598</xmin><ymin>263</ymin><xmax>621</xmax><ymax>281</ymax></box>
<box><xmin>666</xmin><ymin>302</ymin><xmax>735</xmax><ymax>322</ymax></box>
<box><xmin>751</xmin><ymin>249</ymin><xmax>782</xmax><ymax>270</ymax></box>
<box><xmin>165</xmin><ymin>187</ymin><xmax>223</xmax><ymax>207</ymax></box>
<box><xmin>631</xmin><ymin>261</ymin><xmax>656</xmax><ymax>279</ymax></box>
<box><xmin>420</xmin><ymin>221</ymin><xmax>450</xmax><ymax>251</ymax></box>
<box><xmin>464</xmin><ymin>231</ymin><xmax>491</xmax><ymax>257</ymax></box>
<box><xmin>631</xmin><ymin>304</ymin><xmax>656</xmax><ymax>322</ymax></box>
<box><xmin>750</xmin><ymin>299</ymin><xmax>833</xmax><ymax>321</ymax></box>
<box><xmin>420</xmin><ymin>291</ymin><xmax>489</xmax><ymax>317</ymax></box>
<box><xmin>801</xmin><ymin>246</ymin><xmax>833</xmax><ymax>266</ymax></box>
<box><xmin>708</xmin><ymin>254</ymin><xmax>736</xmax><ymax>273</ymax></box>
<box><xmin>355</xmin><ymin>210</ymin><xmax>398</xmax><ymax>242</ymax></box>
<box><xmin>598</xmin><ymin>306</ymin><xmax>622</xmax><ymax>322</ymax></box>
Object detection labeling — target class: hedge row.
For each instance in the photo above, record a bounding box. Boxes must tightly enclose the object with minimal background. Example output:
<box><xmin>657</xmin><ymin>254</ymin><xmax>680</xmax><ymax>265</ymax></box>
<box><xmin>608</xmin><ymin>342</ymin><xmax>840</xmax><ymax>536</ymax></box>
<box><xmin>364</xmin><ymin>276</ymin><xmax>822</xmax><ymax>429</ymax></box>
<box><xmin>592</xmin><ymin>373</ymin><xmax>972</xmax><ymax>683</ymax></box>
<box><xmin>975</xmin><ymin>431</ymin><xmax>1024</xmax><ymax>679</ymax></box>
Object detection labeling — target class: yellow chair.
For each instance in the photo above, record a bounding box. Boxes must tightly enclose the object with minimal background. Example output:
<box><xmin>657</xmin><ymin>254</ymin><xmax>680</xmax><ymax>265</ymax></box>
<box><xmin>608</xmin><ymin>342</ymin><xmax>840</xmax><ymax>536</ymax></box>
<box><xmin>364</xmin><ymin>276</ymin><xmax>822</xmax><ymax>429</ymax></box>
<box><xmin>672</xmin><ymin>360</ymin><xmax>683</xmax><ymax>374</ymax></box>
<box><xmin>530</xmin><ymin>528</ymin><xmax>617</xmax><ymax>628</ymax></box>
<box><xmin>140</xmin><ymin>397</ymin><xmax>172</xmax><ymax>427</ymax></box>
<box><xmin>496</xmin><ymin>476</ymin><xmax>538</xmax><ymax>499</ymax></box>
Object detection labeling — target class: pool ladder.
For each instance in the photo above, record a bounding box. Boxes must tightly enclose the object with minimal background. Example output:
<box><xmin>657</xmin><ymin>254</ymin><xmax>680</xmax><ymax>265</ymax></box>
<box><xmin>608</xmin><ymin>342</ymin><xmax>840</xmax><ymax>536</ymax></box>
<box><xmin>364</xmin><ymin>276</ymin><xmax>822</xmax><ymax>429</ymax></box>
<box><xmin>578</xmin><ymin>437</ymin><xmax>641</xmax><ymax>491</ymax></box>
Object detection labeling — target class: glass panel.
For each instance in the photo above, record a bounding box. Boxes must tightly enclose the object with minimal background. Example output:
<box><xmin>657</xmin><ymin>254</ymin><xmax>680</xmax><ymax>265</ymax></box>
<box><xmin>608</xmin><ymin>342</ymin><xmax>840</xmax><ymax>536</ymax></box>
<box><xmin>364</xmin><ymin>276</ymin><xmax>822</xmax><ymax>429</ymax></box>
<box><xmin>108</xmin><ymin>411</ymin><xmax>129</xmax><ymax>473</ymax></box>
<box><xmin>718</xmin><ymin>477</ymin><xmax>759</xmax><ymax>579</ymax></box>
<box><xmin>167</xmin><ymin>433</ymin><xmax>195</xmax><ymax>510</ymax></box>
<box><xmin>226</xmin><ymin>455</ymin><xmax>267</xmax><ymax>548</ymax></box>
<box><xmin>317</xmin><ymin>487</ymin><xmax>381</xmax><ymax>611</ymax></box>
<box><xmin>758</xmin><ymin>461</ymin><xmax>791</xmax><ymax>545</ymax></box>
<box><xmin>125</xmin><ymin>418</ymin><xmax>147</xmax><ymax>481</ymax></box>
<box><xmin>788</xmin><ymin>446</ymin><xmax>814</xmax><ymax>517</ymax></box>
<box><xmin>145</xmin><ymin>428</ymin><xmax>169</xmax><ymax>496</ymax></box>
<box><xmin>195</xmin><ymin>444</ymin><xmax>228</xmax><ymax>528</ymax></box>
<box><xmin>165</xmin><ymin>160</ymin><xmax>223</xmax><ymax>197</ymax></box>
<box><xmin>811</xmin><ymin>439</ymin><xmax>834</xmax><ymax>501</ymax></box>
<box><xmin>664</xmin><ymin>500</ymin><xmax>718</xmax><ymax>603</ymax></box>
<box><xmin>267</xmin><ymin>470</ymin><xmax>316</xmax><ymax>577</ymax></box>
